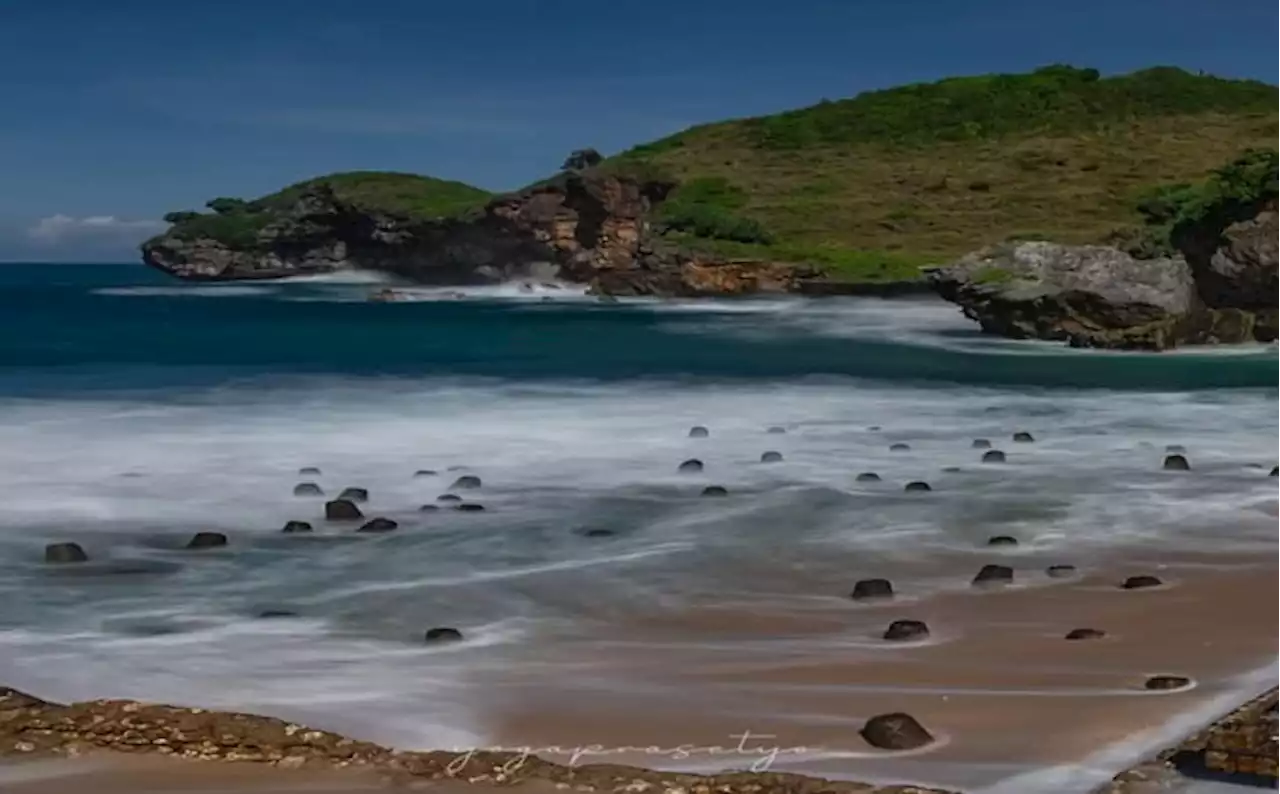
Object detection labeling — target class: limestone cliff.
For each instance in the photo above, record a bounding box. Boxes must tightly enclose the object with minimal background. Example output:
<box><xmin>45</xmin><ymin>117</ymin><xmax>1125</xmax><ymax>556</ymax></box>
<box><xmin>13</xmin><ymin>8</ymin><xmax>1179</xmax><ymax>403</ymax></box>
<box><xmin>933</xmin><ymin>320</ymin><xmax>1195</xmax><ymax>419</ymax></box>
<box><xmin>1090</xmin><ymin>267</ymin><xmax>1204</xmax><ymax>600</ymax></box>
<box><xmin>141</xmin><ymin>170</ymin><xmax>819</xmax><ymax>297</ymax></box>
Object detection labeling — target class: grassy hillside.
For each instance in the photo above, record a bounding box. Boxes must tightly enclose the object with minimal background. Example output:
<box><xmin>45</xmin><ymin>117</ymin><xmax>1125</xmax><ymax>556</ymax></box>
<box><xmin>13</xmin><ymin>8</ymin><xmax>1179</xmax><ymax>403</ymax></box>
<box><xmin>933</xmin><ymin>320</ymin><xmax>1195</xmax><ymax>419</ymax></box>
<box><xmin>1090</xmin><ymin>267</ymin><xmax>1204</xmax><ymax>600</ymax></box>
<box><xmin>160</xmin><ymin>172</ymin><xmax>493</xmax><ymax>248</ymax></box>
<box><xmin>612</xmin><ymin>65</ymin><xmax>1278</xmax><ymax>281</ymax></box>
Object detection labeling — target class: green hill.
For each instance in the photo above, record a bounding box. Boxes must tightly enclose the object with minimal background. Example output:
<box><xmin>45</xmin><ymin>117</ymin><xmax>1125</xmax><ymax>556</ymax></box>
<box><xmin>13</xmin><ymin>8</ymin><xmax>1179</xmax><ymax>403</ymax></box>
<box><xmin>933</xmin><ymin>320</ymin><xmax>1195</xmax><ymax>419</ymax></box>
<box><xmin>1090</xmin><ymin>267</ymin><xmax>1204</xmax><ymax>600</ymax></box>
<box><xmin>611</xmin><ymin>65</ymin><xmax>1278</xmax><ymax>281</ymax></box>
<box><xmin>160</xmin><ymin>172</ymin><xmax>493</xmax><ymax>248</ymax></box>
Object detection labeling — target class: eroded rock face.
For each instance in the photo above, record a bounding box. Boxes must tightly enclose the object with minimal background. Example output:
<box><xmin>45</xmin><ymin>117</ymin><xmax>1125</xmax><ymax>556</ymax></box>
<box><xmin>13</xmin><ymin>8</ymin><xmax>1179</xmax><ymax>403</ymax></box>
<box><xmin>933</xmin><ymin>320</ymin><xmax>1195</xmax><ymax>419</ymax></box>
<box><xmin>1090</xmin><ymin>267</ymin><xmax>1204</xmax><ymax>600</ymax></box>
<box><xmin>142</xmin><ymin>171</ymin><xmax>830</xmax><ymax>298</ymax></box>
<box><xmin>928</xmin><ymin>242</ymin><xmax>1196</xmax><ymax>350</ymax></box>
<box><xmin>1178</xmin><ymin>205</ymin><xmax>1278</xmax><ymax>314</ymax></box>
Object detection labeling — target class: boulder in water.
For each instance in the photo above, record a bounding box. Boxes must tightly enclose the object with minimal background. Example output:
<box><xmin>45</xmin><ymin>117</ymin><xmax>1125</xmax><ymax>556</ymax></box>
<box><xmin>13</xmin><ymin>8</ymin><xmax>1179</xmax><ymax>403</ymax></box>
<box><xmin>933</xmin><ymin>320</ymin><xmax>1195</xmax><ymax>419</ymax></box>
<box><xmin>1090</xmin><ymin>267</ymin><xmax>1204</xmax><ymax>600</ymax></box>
<box><xmin>425</xmin><ymin>627</ymin><xmax>464</xmax><ymax>643</ymax></box>
<box><xmin>450</xmin><ymin>475</ymin><xmax>482</xmax><ymax>490</ymax></box>
<box><xmin>700</xmin><ymin>485</ymin><xmax>728</xmax><ymax>497</ymax></box>
<box><xmin>1013</xmin><ymin>431</ymin><xmax>1035</xmax><ymax>443</ymax></box>
<box><xmin>356</xmin><ymin>517</ymin><xmax>398</xmax><ymax>533</ymax></box>
<box><xmin>338</xmin><ymin>487</ymin><xmax>369</xmax><ymax>503</ymax></box>
<box><xmin>760</xmin><ymin>451</ymin><xmax>783</xmax><ymax>463</ymax></box>
<box><xmin>418</xmin><ymin>504</ymin><xmax>440</xmax><ymax>512</ymax></box>
<box><xmin>855</xmin><ymin>472</ymin><xmax>881</xmax><ymax>482</ymax></box>
<box><xmin>581</xmin><ymin>528</ymin><xmax>616</xmax><ymax>538</ymax></box>
<box><xmin>889</xmin><ymin>443</ymin><xmax>911</xmax><ymax>452</ymax></box>
<box><xmin>454</xmin><ymin>503</ymin><xmax>486</xmax><ymax>512</ymax></box>
<box><xmin>1144</xmin><ymin>675</ymin><xmax>1191</xmax><ymax>691</ymax></box>
<box><xmin>766</xmin><ymin>426</ymin><xmax>787</xmax><ymax>435</ymax></box>
<box><xmin>987</xmin><ymin>535</ymin><xmax>1018</xmax><ymax>547</ymax></box>
<box><xmin>298</xmin><ymin>467</ymin><xmax>322</xmax><ymax>476</ymax></box>
<box><xmin>1162</xmin><ymin>454</ymin><xmax>1190</xmax><ymax>471</ymax></box>
<box><xmin>436</xmin><ymin>493</ymin><xmax>462</xmax><ymax>503</ymax></box>
<box><xmin>860</xmin><ymin>712</ymin><xmax>934</xmax><ymax>750</ymax></box>
<box><xmin>981</xmin><ymin>450</ymin><xmax>1006</xmax><ymax>463</ymax></box>
<box><xmin>413</xmin><ymin>469</ymin><xmax>438</xmax><ymax>478</ymax></box>
<box><xmin>1271</xmin><ymin>466</ymin><xmax>1278</xmax><ymax>477</ymax></box>
<box><xmin>677</xmin><ymin>458</ymin><xmax>704</xmax><ymax>474</ymax></box>
<box><xmin>281</xmin><ymin>520</ymin><xmax>313</xmax><ymax>534</ymax></box>
<box><xmin>883</xmin><ymin>619</ymin><xmax>929</xmax><ymax>641</ymax></box>
<box><xmin>851</xmin><ymin>578</ymin><xmax>894</xmax><ymax>600</ymax></box>
<box><xmin>186</xmin><ymin>532</ymin><xmax>227</xmax><ymax>550</ymax></box>
<box><xmin>293</xmin><ymin>482</ymin><xmax>324</xmax><ymax>497</ymax></box>
<box><xmin>325</xmin><ymin>499</ymin><xmax>364</xmax><ymax>520</ymax></box>
<box><xmin>971</xmin><ymin>438</ymin><xmax>992</xmax><ymax>449</ymax></box>
<box><xmin>1046</xmin><ymin>564</ymin><xmax>1077</xmax><ymax>578</ymax></box>
<box><xmin>688</xmin><ymin>426</ymin><xmax>710</xmax><ymax>438</ymax></box>
<box><xmin>44</xmin><ymin>542</ymin><xmax>88</xmax><ymax>564</ymax></box>
<box><xmin>257</xmin><ymin>610</ymin><xmax>299</xmax><ymax>619</ymax></box>
<box><xmin>1065</xmin><ymin>628</ymin><xmax>1106</xmax><ymax>640</ymax></box>
<box><xmin>1121</xmin><ymin>574</ymin><xmax>1162</xmax><ymax>590</ymax></box>
<box><xmin>903</xmin><ymin>481</ymin><xmax>932</xmax><ymax>492</ymax></box>
<box><xmin>972</xmin><ymin>564</ymin><xmax>1013</xmax><ymax>586</ymax></box>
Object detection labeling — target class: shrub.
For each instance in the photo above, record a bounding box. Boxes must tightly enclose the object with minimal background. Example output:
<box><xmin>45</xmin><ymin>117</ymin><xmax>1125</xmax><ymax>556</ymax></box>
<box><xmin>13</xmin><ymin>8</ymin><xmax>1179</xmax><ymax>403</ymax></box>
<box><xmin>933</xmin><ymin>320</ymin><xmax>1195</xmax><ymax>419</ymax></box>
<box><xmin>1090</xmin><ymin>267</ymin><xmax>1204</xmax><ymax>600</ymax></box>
<box><xmin>657</xmin><ymin>177</ymin><xmax>773</xmax><ymax>244</ymax></box>
<box><xmin>561</xmin><ymin>148</ymin><xmax>603</xmax><ymax>171</ymax></box>
<box><xmin>206</xmin><ymin>197</ymin><xmax>249</xmax><ymax>215</ymax></box>
<box><xmin>162</xmin><ymin>211</ymin><xmax>201</xmax><ymax>224</ymax></box>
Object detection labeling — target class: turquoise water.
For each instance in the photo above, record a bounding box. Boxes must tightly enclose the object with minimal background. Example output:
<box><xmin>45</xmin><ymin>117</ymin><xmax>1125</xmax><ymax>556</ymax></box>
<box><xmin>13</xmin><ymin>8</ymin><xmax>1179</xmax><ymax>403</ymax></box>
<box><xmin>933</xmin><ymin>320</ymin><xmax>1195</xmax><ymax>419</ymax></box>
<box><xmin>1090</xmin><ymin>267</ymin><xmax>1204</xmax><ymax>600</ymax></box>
<box><xmin>0</xmin><ymin>263</ymin><xmax>1274</xmax><ymax>392</ymax></box>
<box><xmin>0</xmin><ymin>263</ymin><xmax>1275</xmax><ymax>792</ymax></box>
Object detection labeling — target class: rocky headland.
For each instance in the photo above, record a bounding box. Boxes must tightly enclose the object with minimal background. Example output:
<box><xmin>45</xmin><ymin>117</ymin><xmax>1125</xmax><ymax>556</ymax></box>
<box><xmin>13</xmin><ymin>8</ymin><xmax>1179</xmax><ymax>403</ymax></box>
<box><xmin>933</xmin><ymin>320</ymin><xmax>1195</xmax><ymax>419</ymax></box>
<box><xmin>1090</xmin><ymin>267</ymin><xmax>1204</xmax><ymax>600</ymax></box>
<box><xmin>926</xmin><ymin>150</ymin><xmax>1278</xmax><ymax>350</ymax></box>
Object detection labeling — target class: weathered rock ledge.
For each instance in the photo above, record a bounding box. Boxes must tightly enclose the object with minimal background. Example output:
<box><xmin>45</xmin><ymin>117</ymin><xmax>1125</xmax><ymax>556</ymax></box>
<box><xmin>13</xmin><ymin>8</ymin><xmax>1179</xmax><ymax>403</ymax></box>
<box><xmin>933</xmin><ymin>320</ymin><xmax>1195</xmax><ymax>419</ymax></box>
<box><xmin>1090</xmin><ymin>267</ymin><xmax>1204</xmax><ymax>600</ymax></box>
<box><xmin>141</xmin><ymin>170</ymin><xmax>836</xmax><ymax>299</ymax></box>
<box><xmin>0</xmin><ymin>687</ymin><xmax>955</xmax><ymax>793</ymax></box>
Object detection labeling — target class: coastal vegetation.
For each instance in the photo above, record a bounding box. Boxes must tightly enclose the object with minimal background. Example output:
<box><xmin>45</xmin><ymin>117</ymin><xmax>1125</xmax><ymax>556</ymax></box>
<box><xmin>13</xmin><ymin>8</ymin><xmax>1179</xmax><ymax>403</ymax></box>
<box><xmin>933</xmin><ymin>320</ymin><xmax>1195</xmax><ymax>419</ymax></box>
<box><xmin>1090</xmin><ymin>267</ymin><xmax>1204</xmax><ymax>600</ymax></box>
<box><xmin>614</xmin><ymin>65</ymin><xmax>1277</xmax><ymax>279</ymax></box>
<box><xmin>152</xmin><ymin>66</ymin><xmax>1277</xmax><ymax>282</ymax></box>
<box><xmin>161</xmin><ymin>172</ymin><xmax>493</xmax><ymax>248</ymax></box>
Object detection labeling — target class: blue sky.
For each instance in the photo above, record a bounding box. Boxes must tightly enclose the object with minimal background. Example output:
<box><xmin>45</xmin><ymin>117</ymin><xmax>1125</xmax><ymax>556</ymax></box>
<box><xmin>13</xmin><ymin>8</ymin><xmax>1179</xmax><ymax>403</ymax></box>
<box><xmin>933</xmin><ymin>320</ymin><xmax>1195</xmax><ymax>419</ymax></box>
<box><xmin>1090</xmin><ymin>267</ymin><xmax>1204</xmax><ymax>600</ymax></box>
<box><xmin>1</xmin><ymin>0</ymin><xmax>1276</xmax><ymax>262</ymax></box>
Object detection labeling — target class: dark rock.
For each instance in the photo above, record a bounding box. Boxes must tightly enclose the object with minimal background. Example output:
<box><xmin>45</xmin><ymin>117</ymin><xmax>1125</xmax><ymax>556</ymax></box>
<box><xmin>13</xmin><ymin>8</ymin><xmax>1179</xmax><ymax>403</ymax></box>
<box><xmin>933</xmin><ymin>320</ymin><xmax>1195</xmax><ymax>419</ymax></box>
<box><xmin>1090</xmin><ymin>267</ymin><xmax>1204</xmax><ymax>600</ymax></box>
<box><xmin>700</xmin><ymin>485</ymin><xmax>728</xmax><ymax>497</ymax></box>
<box><xmin>424</xmin><ymin>627</ymin><xmax>464</xmax><ymax>643</ymax></box>
<box><xmin>1164</xmin><ymin>444</ymin><xmax>1186</xmax><ymax>454</ymax></box>
<box><xmin>971</xmin><ymin>438</ymin><xmax>992</xmax><ymax>449</ymax></box>
<box><xmin>766</xmin><ymin>426</ymin><xmax>787</xmax><ymax>434</ymax></box>
<box><xmin>1162</xmin><ymin>454</ymin><xmax>1191</xmax><ymax>471</ymax></box>
<box><xmin>883</xmin><ymin>619</ymin><xmax>929</xmax><ymax>641</ymax></box>
<box><xmin>981</xmin><ymin>449</ymin><xmax>1007</xmax><ymax>463</ymax></box>
<box><xmin>850</xmin><ymin>578</ymin><xmax>894</xmax><ymax>600</ymax></box>
<box><xmin>860</xmin><ymin>712</ymin><xmax>934</xmax><ymax>750</ymax></box>
<box><xmin>581</xmin><ymin>528</ymin><xmax>616</xmax><ymax>538</ymax></box>
<box><xmin>449</xmin><ymin>475</ymin><xmax>482</xmax><ymax>490</ymax></box>
<box><xmin>677</xmin><ymin>458</ymin><xmax>704</xmax><ymax>473</ymax></box>
<box><xmin>855</xmin><ymin>472</ymin><xmax>882</xmax><ymax>482</ymax></box>
<box><xmin>1177</xmin><ymin>203</ymin><xmax>1277</xmax><ymax>313</ymax></box>
<box><xmin>325</xmin><ymin>499</ymin><xmax>364</xmax><ymax>520</ymax></box>
<box><xmin>436</xmin><ymin>494</ymin><xmax>462</xmax><ymax>503</ymax></box>
<box><xmin>257</xmin><ymin>610</ymin><xmax>299</xmax><ymax>619</ymax></box>
<box><xmin>338</xmin><ymin>487</ymin><xmax>369</xmax><ymax>503</ymax></box>
<box><xmin>1046</xmin><ymin>564</ymin><xmax>1077</xmax><ymax>578</ymax></box>
<box><xmin>972</xmin><ymin>564</ymin><xmax>1013</xmax><ymax>586</ymax></box>
<box><xmin>688</xmin><ymin>426</ymin><xmax>710</xmax><ymax>438</ymax></box>
<box><xmin>418</xmin><ymin>504</ymin><xmax>440</xmax><ymax>512</ymax></box>
<box><xmin>281</xmin><ymin>520</ymin><xmax>313</xmax><ymax>533</ymax></box>
<box><xmin>867</xmin><ymin>425</ymin><xmax>882</xmax><ymax>431</ymax></box>
<box><xmin>927</xmin><ymin>241</ymin><xmax>1196</xmax><ymax>350</ymax></box>
<box><xmin>903</xmin><ymin>481</ymin><xmax>932</xmax><ymax>492</ymax></box>
<box><xmin>1121</xmin><ymin>574</ymin><xmax>1163</xmax><ymax>590</ymax></box>
<box><xmin>889</xmin><ymin>443</ymin><xmax>911</xmax><ymax>452</ymax></box>
<box><xmin>293</xmin><ymin>482</ymin><xmax>324</xmax><ymax>497</ymax></box>
<box><xmin>987</xmin><ymin>535</ymin><xmax>1018</xmax><ymax>547</ymax></box>
<box><xmin>44</xmin><ymin>542</ymin><xmax>88</xmax><ymax>564</ymax></box>
<box><xmin>1065</xmin><ymin>628</ymin><xmax>1106</xmax><ymax>640</ymax></box>
<box><xmin>1013</xmin><ymin>431</ymin><xmax>1035</xmax><ymax>443</ymax></box>
<box><xmin>1271</xmin><ymin>466</ymin><xmax>1278</xmax><ymax>477</ymax></box>
<box><xmin>454</xmin><ymin>503</ymin><xmax>486</xmax><ymax>512</ymax></box>
<box><xmin>413</xmin><ymin>469</ymin><xmax>438</xmax><ymax>478</ymax></box>
<box><xmin>186</xmin><ymin>532</ymin><xmax>227</xmax><ymax>549</ymax></box>
<box><xmin>356</xmin><ymin>517</ymin><xmax>398</xmax><ymax>533</ymax></box>
<box><xmin>1144</xmin><ymin>675</ymin><xmax>1192</xmax><ymax>691</ymax></box>
<box><xmin>298</xmin><ymin>467</ymin><xmax>322</xmax><ymax>476</ymax></box>
<box><xmin>760</xmin><ymin>451</ymin><xmax>784</xmax><ymax>463</ymax></box>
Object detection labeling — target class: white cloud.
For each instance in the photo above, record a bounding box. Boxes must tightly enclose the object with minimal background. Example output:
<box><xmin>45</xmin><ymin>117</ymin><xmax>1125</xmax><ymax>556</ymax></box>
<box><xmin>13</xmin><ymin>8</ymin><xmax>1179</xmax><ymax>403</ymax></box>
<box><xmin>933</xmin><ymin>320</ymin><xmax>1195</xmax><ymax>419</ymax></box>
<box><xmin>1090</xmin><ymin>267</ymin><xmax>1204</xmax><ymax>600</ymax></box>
<box><xmin>28</xmin><ymin>214</ymin><xmax>165</xmax><ymax>245</ymax></box>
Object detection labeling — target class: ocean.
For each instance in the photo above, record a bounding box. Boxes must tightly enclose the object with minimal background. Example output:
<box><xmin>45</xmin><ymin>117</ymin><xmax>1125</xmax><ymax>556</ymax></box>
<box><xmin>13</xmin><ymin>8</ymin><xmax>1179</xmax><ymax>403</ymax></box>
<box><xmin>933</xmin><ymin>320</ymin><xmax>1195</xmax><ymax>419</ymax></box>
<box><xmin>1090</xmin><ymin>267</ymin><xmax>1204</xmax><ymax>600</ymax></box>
<box><xmin>0</xmin><ymin>262</ymin><xmax>1276</xmax><ymax>793</ymax></box>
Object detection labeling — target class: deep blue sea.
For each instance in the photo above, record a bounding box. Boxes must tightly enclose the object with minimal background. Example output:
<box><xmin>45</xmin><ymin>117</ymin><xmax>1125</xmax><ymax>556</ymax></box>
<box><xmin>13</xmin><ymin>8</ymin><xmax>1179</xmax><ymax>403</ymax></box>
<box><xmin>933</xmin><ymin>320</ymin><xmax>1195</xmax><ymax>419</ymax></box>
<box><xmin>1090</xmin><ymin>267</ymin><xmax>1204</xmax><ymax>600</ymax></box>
<box><xmin>0</xmin><ymin>262</ymin><xmax>1276</xmax><ymax>792</ymax></box>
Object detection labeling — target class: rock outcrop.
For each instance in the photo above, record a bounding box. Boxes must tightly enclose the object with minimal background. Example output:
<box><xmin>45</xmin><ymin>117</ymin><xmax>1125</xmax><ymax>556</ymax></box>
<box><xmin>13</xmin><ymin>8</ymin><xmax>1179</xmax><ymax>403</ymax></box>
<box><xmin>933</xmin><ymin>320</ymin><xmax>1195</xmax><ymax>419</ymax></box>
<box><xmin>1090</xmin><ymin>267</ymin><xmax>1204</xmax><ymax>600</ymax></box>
<box><xmin>926</xmin><ymin>193</ymin><xmax>1280</xmax><ymax>348</ymax></box>
<box><xmin>142</xmin><ymin>170</ymin><xmax>821</xmax><ymax>297</ymax></box>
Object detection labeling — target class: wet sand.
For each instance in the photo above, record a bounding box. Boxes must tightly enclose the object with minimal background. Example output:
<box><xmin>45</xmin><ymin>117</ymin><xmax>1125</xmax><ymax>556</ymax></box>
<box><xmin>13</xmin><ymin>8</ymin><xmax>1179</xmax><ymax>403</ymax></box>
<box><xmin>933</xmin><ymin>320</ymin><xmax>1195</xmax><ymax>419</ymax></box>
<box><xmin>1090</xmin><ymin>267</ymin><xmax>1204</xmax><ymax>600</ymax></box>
<box><xmin>476</xmin><ymin>554</ymin><xmax>1278</xmax><ymax>791</ymax></box>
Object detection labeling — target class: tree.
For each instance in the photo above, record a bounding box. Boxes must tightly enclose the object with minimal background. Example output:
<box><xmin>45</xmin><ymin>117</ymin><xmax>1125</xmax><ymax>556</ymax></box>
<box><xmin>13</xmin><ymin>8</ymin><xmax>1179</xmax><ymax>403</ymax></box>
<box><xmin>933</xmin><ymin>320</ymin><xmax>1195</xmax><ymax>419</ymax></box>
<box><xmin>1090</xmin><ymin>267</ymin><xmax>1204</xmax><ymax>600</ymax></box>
<box><xmin>162</xmin><ymin>211</ymin><xmax>201</xmax><ymax>224</ymax></box>
<box><xmin>206</xmin><ymin>197</ymin><xmax>248</xmax><ymax>215</ymax></box>
<box><xmin>561</xmin><ymin>148</ymin><xmax>603</xmax><ymax>172</ymax></box>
